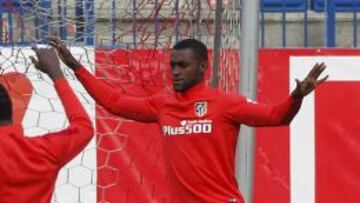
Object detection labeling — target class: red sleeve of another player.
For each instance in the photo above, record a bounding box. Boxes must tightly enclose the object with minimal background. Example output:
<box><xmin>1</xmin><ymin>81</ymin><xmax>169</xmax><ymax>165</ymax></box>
<box><xmin>224</xmin><ymin>94</ymin><xmax>302</xmax><ymax>127</ymax></box>
<box><xmin>75</xmin><ymin>66</ymin><xmax>162</xmax><ymax>122</ymax></box>
<box><xmin>31</xmin><ymin>79</ymin><xmax>94</xmax><ymax>166</ymax></box>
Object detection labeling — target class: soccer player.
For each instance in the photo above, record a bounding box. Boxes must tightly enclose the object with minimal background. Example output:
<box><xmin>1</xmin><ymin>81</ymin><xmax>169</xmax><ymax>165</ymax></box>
<box><xmin>49</xmin><ymin>36</ymin><xmax>328</xmax><ymax>203</ymax></box>
<box><xmin>0</xmin><ymin>48</ymin><xmax>94</xmax><ymax>203</ymax></box>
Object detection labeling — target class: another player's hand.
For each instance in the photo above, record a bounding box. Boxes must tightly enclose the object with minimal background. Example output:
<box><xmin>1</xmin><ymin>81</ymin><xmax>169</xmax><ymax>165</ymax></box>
<box><xmin>47</xmin><ymin>36</ymin><xmax>82</xmax><ymax>72</ymax></box>
<box><xmin>291</xmin><ymin>62</ymin><xmax>329</xmax><ymax>99</ymax></box>
<box><xmin>30</xmin><ymin>47</ymin><xmax>64</xmax><ymax>81</ymax></box>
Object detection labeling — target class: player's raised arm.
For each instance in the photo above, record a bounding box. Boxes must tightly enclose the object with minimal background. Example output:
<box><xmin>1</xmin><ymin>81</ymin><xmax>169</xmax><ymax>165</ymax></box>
<box><xmin>29</xmin><ymin>47</ymin><xmax>94</xmax><ymax>166</ymax></box>
<box><xmin>291</xmin><ymin>62</ymin><xmax>328</xmax><ymax>99</ymax></box>
<box><xmin>225</xmin><ymin>63</ymin><xmax>328</xmax><ymax>127</ymax></box>
<box><xmin>47</xmin><ymin>36</ymin><xmax>83</xmax><ymax>72</ymax></box>
<box><xmin>48</xmin><ymin>36</ymin><xmax>162</xmax><ymax>123</ymax></box>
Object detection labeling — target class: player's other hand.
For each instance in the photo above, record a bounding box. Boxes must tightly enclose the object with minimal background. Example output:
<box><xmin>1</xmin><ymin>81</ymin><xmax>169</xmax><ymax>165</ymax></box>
<box><xmin>47</xmin><ymin>36</ymin><xmax>81</xmax><ymax>72</ymax></box>
<box><xmin>291</xmin><ymin>62</ymin><xmax>329</xmax><ymax>99</ymax></box>
<box><xmin>30</xmin><ymin>47</ymin><xmax>64</xmax><ymax>81</ymax></box>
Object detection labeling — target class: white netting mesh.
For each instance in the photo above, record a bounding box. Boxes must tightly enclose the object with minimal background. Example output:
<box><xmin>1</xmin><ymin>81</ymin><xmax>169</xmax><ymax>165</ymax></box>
<box><xmin>94</xmin><ymin>0</ymin><xmax>215</xmax><ymax>48</ymax></box>
<box><xmin>218</xmin><ymin>0</ymin><xmax>241</xmax><ymax>93</ymax></box>
<box><xmin>1</xmin><ymin>1</ymin><xmax>241</xmax><ymax>202</ymax></box>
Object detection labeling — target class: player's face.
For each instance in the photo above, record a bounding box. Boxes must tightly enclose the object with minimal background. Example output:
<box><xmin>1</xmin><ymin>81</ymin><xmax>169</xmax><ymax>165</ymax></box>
<box><xmin>170</xmin><ymin>49</ymin><xmax>206</xmax><ymax>92</ymax></box>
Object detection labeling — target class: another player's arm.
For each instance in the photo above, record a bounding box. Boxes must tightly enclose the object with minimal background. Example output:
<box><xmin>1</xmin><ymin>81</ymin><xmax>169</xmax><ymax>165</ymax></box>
<box><xmin>29</xmin><ymin>47</ymin><xmax>94</xmax><ymax>166</ymax></box>
<box><xmin>47</xmin><ymin>36</ymin><xmax>160</xmax><ymax>122</ymax></box>
<box><xmin>226</xmin><ymin>63</ymin><xmax>328</xmax><ymax>127</ymax></box>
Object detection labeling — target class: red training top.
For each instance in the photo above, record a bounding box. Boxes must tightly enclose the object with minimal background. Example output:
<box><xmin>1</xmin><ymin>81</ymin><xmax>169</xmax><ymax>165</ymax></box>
<box><xmin>0</xmin><ymin>78</ymin><xmax>94</xmax><ymax>203</ymax></box>
<box><xmin>76</xmin><ymin>67</ymin><xmax>302</xmax><ymax>203</ymax></box>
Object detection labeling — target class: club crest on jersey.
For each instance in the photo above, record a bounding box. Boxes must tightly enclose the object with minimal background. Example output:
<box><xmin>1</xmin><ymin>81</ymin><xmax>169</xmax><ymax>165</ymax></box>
<box><xmin>194</xmin><ymin>101</ymin><xmax>207</xmax><ymax>117</ymax></box>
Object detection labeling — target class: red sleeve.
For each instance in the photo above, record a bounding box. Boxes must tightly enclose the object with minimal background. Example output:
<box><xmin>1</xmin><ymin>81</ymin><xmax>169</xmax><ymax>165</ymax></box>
<box><xmin>75</xmin><ymin>66</ymin><xmax>161</xmax><ymax>122</ymax></box>
<box><xmin>31</xmin><ymin>78</ymin><xmax>94</xmax><ymax>166</ymax></box>
<box><xmin>224</xmin><ymin>94</ymin><xmax>302</xmax><ymax>127</ymax></box>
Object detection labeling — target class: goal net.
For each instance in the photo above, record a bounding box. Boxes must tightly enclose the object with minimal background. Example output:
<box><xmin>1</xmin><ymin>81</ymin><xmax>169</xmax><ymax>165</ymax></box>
<box><xmin>0</xmin><ymin>0</ymin><xmax>241</xmax><ymax>202</ymax></box>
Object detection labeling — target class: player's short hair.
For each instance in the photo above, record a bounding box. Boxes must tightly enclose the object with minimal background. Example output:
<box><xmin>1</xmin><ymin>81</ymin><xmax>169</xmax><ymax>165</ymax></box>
<box><xmin>173</xmin><ymin>39</ymin><xmax>208</xmax><ymax>63</ymax></box>
<box><xmin>0</xmin><ymin>84</ymin><xmax>12</xmax><ymax>122</ymax></box>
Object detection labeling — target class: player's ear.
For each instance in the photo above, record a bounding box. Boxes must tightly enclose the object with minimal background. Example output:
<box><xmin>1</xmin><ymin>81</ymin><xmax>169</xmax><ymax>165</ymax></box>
<box><xmin>200</xmin><ymin>60</ymin><xmax>207</xmax><ymax>74</ymax></box>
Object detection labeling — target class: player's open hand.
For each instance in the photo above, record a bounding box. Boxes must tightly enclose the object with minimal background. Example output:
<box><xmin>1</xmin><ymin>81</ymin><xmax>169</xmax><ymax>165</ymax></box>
<box><xmin>30</xmin><ymin>47</ymin><xmax>63</xmax><ymax>80</ymax></box>
<box><xmin>47</xmin><ymin>36</ymin><xmax>81</xmax><ymax>72</ymax></box>
<box><xmin>291</xmin><ymin>62</ymin><xmax>329</xmax><ymax>99</ymax></box>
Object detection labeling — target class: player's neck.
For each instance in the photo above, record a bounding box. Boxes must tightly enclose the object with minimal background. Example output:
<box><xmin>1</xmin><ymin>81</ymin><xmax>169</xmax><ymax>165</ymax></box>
<box><xmin>176</xmin><ymin>80</ymin><xmax>206</xmax><ymax>101</ymax></box>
